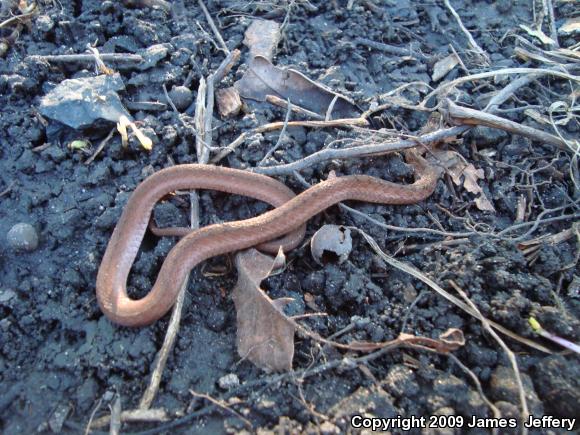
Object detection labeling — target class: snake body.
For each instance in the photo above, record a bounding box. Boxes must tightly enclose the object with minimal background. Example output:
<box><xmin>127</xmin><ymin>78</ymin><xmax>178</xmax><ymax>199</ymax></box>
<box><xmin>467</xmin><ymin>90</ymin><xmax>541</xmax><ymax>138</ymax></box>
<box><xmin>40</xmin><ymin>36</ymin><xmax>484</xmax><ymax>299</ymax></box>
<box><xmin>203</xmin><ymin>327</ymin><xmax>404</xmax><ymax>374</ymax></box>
<box><xmin>96</xmin><ymin>153</ymin><xmax>439</xmax><ymax>327</ymax></box>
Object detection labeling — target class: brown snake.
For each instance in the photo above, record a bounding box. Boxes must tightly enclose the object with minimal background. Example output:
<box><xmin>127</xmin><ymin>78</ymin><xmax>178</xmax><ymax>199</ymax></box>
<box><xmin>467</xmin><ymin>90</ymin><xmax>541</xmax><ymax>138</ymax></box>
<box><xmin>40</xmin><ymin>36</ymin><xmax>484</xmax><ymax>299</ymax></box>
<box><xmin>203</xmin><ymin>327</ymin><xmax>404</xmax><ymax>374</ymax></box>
<box><xmin>96</xmin><ymin>151</ymin><xmax>439</xmax><ymax>326</ymax></box>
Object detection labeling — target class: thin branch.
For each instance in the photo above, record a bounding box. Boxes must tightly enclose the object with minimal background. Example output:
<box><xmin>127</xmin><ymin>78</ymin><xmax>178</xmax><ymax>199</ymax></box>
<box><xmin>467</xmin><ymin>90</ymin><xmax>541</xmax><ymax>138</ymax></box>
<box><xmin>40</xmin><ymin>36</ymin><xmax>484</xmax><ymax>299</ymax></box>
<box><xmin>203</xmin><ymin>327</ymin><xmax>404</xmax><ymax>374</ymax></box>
<box><xmin>197</xmin><ymin>0</ymin><xmax>229</xmax><ymax>54</ymax></box>
<box><xmin>258</xmin><ymin>98</ymin><xmax>292</xmax><ymax>166</ymax></box>
<box><xmin>251</xmin><ymin>126</ymin><xmax>469</xmax><ymax>175</ymax></box>
<box><xmin>449</xmin><ymin>281</ymin><xmax>529</xmax><ymax>435</ymax></box>
<box><xmin>28</xmin><ymin>53</ymin><xmax>143</xmax><ymax>65</ymax></box>
<box><xmin>442</xmin><ymin>100</ymin><xmax>574</xmax><ymax>152</ymax></box>
<box><xmin>442</xmin><ymin>0</ymin><xmax>489</xmax><ymax>63</ymax></box>
<box><xmin>353</xmin><ymin>228</ymin><xmax>553</xmax><ymax>354</ymax></box>
<box><xmin>419</xmin><ymin>67</ymin><xmax>580</xmax><ymax>108</ymax></box>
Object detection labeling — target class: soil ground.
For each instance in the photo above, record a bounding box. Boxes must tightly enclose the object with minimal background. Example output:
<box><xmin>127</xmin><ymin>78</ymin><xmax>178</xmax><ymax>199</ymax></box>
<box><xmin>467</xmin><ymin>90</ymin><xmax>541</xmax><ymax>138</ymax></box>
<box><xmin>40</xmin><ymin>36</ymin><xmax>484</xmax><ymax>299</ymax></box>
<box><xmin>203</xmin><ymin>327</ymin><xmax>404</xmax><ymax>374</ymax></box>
<box><xmin>0</xmin><ymin>0</ymin><xmax>578</xmax><ymax>434</ymax></box>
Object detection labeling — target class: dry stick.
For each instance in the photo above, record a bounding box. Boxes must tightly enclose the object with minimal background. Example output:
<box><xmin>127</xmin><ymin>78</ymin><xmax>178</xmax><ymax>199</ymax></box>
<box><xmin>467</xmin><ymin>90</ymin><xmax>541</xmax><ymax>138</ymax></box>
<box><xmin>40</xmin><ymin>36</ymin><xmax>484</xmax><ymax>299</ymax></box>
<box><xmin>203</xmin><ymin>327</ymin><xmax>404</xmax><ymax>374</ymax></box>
<box><xmin>354</xmin><ymin>37</ymin><xmax>428</xmax><ymax>60</ymax></box>
<box><xmin>90</xmin><ymin>408</ymin><xmax>169</xmax><ymax>429</ymax></box>
<box><xmin>28</xmin><ymin>53</ymin><xmax>144</xmax><ymax>64</ymax></box>
<box><xmin>252</xmin><ymin>126</ymin><xmax>469</xmax><ymax>176</ymax></box>
<box><xmin>203</xmin><ymin>49</ymin><xmax>241</xmax><ymax>156</ymax></box>
<box><xmin>448</xmin><ymin>281</ymin><xmax>529</xmax><ymax>435</ymax></box>
<box><xmin>258</xmin><ymin>98</ymin><xmax>292</xmax><ymax>166</ymax></box>
<box><xmin>190</xmin><ymin>390</ymin><xmax>252</xmax><ymax>429</ymax></box>
<box><xmin>484</xmin><ymin>75</ymin><xmax>537</xmax><ymax>111</ymax></box>
<box><xmin>266</xmin><ymin>95</ymin><xmax>324</xmax><ymax>119</ymax></box>
<box><xmin>197</xmin><ymin>0</ymin><xmax>229</xmax><ymax>54</ymax></box>
<box><xmin>138</xmin><ymin>195</ymin><xmax>194</xmax><ymax>410</ymax></box>
<box><xmin>210</xmin><ymin>117</ymin><xmax>369</xmax><ymax>164</ymax></box>
<box><xmin>0</xmin><ymin>10</ymin><xmax>36</xmax><ymax>29</ymax></box>
<box><xmin>0</xmin><ymin>180</ymin><xmax>15</xmax><ymax>198</ymax></box>
<box><xmin>109</xmin><ymin>393</ymin><xmax>122</xmax><ymax>435</ymax></box>
<box><xmin>139</xmin><ymin>52</ymin><xmax>239</xmax><ymax>411</ymax></box>
<box><xmin>442</xmin><ymin>0</ymin><xmax>489</xmax><ymax>63</ymax></box>
<box><xmin>85</xmin><ymin>127</ymin><xmax>115</xmax><ymax>165</ymax></box>
<box><xmin>325</xmin><ymin>94</ymin><xmax>339</xmax><ymax>121</ymax></box>
<box><xmin>542</xmin><ymin>0</ymin><xmax>559</xmax><ymax>48</ymax></box>
<box><xmin>419</xmin><ymin>67</ymin><xmax>580</xmax><ymax>108</ymax></box>
<box><xmin>353</xmin><ymin>228</ymin><xmax>552</xmax><ymax>354</ymax></box>
<box><xmin>255</xmin><ymin>68</ymin><xmax>573</xmax><ymax>176</ymax></box>
<box><xmin>447</xmin><ymin>353</ymin><xmax>502</xmax><ymax>427</ymax></box>
<box><xmin>443</xmin><ymin>99</ymin><xmax>574</xmax><ymax>152</ymax></box>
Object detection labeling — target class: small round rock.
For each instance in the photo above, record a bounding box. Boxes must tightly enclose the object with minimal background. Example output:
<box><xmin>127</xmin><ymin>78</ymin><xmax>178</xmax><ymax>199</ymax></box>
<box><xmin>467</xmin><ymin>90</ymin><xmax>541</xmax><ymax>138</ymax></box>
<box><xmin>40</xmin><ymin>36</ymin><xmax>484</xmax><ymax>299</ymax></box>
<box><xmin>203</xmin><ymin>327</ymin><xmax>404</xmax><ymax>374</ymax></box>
<box><xmin>218</xmin><ymin>373</ymin><xmax>240</xmax><ymax>390</ymax></box>
<box><xmin>168</xmin><ymin>85</ymin><xmax>193</xmax><ymax>111</ymax></box>
<box><xmin>7</xmin><ymin>223</ymin><xmax>39</xmax><ymax>252</ymax></box>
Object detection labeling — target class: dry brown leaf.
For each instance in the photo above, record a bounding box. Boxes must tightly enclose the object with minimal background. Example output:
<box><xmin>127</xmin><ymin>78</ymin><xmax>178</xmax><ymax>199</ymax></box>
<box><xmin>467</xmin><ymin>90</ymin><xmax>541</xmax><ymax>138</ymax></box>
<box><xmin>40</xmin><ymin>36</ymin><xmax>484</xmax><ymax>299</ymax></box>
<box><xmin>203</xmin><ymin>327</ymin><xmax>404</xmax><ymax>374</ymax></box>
<box><xmin>232</xmin><ymin>248</ymin><xmax>296</xmax><ymax>372</ymax></box>
<box><xmin>432</xmin><ymin>53</ymin><xmax>460</xmax><ymax>82</ymax></box>
<box><xmin>235</xmin><ymin>56</ymin><xmax>359</xmax><ymax>119</ymax></box>
<box><xmin>243</xmin><ymin>20</ymin><xmax>281</xmax><ymax>61</ymax></box>
<box><xmin>435</xmin><ymin>150</ymin><xmax>496</xmax><ymax>212</ymax></box>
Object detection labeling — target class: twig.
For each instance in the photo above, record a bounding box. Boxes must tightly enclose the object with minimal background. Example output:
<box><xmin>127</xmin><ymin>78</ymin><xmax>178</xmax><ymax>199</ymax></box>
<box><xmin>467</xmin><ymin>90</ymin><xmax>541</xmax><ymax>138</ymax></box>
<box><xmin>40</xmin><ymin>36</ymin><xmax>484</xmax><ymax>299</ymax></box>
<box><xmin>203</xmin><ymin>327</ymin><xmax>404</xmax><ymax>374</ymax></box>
<box><xmin>139</xmin><ymin>273</ymin><xmax>189</xmax><ymax>409</ymax></box>
<box><xmin>211</xmin><ymin>117</ymin><xmax>370</xmax><ymax>164</ymax></box>
<box><xmin>194</xmin><ymin>77</ymin><xmax>207</xmax><ymax>162</ymax></box>
<box><xmin>449</xmin><ymin>281</ymin><xmax>529</xmax><ymax>435</ymax></box>
<box><xmin>352</xmin><ymin>228</ymin><xmax>553</xmax><ymax>354</ymax></box>
<box><xmin>325</xmin><ymin>95</ymin><xmax>339</xmax><ymax>121</ymax></box>
<box><xmin>109</xmin><ymin>393</ymin><xmax>122</xmax><ymax>435</ymax></box>
<box><xmin>484</xmin><ymin>75</ymin><xmax>537</xmax><ymax>111</ymax></box>
<box><xmin>266</xmin><ymin>95</ymin><xmax>324</xmax><ymax>119</ymax></box>
<box><xmin>0</xmin><ymin>180</ymin><xmax>15</xmax><ymax>197</ymax></box>
<box><xmin>203</xmin><ymin>49</ymin><xmax>241</xmax><ymax>154</ymax></box>
<box><xmin>542</xmin><ymin>0</ymin><xmax>559</xmax><ymax>48</ymax></box>
<box><xmin>84</xmin><ymin>397</ymin><xmax>103</xmax><ymax>435</ymax></box>
<box><xmin>258</xmin><ymin>98</ymin><xmax>292</xmax><ymax>166</ymax></box>
<box><xmin>190</xmin><ymin>390</ymin><xmax>252</xmax><ymax>429</ymax></box>
<box><xmin>442</xmin><ymin>0</ymin><xmax>489</xmax><ymax>63</ymax></box>
<box><xmin>251</xmin><ymin>126</ymin><xmax>469</xmax><ymax>175</ymax></box>
<box><xmin>442</xmin><ymin>99</ymin><xmax>574</xmax><ymax>152</ymax></box>
<box><xmin>419</xmin><ymin>67</ymin><xmax>580</xmax><ymax>108</ymax></box>
<box><xmin>85</xmin><ymin>128</ymin><xmax>115</xmax><ymax>165</ymax></box>
<box><xmin>528</xmin><ymin>317</ymin><xmax>580</xmax><ymax>354</ymax></box>
<box><xmin>0</xmin><ymin>10</ymin><xmax>36</xmax><ymax>29</ymax></box>
<box><xmin>89</xmin><ymin>408</ymin><xmax>169</xmax><ymax>429</ymax></box>
<box><xmin>448</xmin><ymin>354</ymin><xmax>502</xmax><ymax>428</ymax></box>
<box><xmin>353</xmin><ymin>37</ymin><xmax>428</xmax><ymax>60</ymax></box>
<box><xmin>197</xmin><ymin>0</ymin><xmax>229</xmax><ymax>54</ymax></box>
<box><xmin>28</xmin><ymin>53</ymin><xmax>144</xmax><ymax>64</ymax></box>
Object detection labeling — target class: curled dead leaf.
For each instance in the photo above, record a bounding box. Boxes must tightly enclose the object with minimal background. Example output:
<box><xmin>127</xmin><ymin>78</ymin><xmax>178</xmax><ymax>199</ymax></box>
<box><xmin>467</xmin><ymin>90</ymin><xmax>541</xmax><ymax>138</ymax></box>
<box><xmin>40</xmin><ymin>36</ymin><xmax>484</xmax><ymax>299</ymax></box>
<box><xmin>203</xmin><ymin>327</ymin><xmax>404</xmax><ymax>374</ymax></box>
<box><xmin>434</xmin><ymin>150</ymin><xmax>495</xmax><ymax>212</ymax></box>
<box><xmin>235</xmin><ymin>56</ymin><xmax>359</xmax><ymax>119</ymax></box>
<box><xmin>232</xmin><ymin>249</ymin><xmax>296</xmax><ymax>372</ymax></box>
<box><xmin>243</xmin><ymin>20</ymin><xmax>281</xmax><ymax>61</ymax></box>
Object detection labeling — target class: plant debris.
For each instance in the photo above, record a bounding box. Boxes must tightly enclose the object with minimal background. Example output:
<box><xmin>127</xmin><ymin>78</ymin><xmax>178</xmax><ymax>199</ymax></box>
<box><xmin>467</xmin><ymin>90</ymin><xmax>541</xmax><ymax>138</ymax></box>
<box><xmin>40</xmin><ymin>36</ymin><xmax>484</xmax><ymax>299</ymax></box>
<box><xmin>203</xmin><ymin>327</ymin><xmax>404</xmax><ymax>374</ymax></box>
<box><xmin>243</xmin><ymin>19</ymin><xmax>281</xmax><ymax>61</ymax></box>
<box><xmin>435</xmin><ymin>149</ymin><xmax>496</xmax><ymax>212</ymax></box>
<box><xmin>232</xmin><ymin>248</ymin><xmax>296</xmax><ymax>372</ymax></box>
<box><xmin>235</xmin><ymin>56</ymin><xmax>359</xmax><ymax>119</ymax></box>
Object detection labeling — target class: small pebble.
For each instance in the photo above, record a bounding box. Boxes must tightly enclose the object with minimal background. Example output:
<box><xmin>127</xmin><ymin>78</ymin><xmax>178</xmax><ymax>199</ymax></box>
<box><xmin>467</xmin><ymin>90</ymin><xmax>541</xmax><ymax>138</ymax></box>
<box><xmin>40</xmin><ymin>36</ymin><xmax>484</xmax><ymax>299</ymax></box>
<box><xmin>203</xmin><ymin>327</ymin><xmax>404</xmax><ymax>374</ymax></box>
<box><xmin>7</xmin><ymin>223</ymin><xmax>39</xmax><ymax>252</ymax></box>
<box><xmin>218</xmin><ymin>373</ymin><xmax>240</xmax><ymax>390</ymax></box>
<box><xmin>168</xmin><ymin>85</ymin><xmax>193</xmax><ymax>111</ymax></box>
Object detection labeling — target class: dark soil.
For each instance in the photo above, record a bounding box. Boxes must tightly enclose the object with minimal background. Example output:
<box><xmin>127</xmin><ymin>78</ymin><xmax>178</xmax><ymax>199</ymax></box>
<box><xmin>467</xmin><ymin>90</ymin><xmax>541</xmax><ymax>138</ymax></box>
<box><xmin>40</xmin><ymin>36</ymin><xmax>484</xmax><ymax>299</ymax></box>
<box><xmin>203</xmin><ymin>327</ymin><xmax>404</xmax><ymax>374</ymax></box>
<box><xmin>1</xmin><ymin>1</ymin><xmax>578</xmax><ymax>434</ymax></box>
